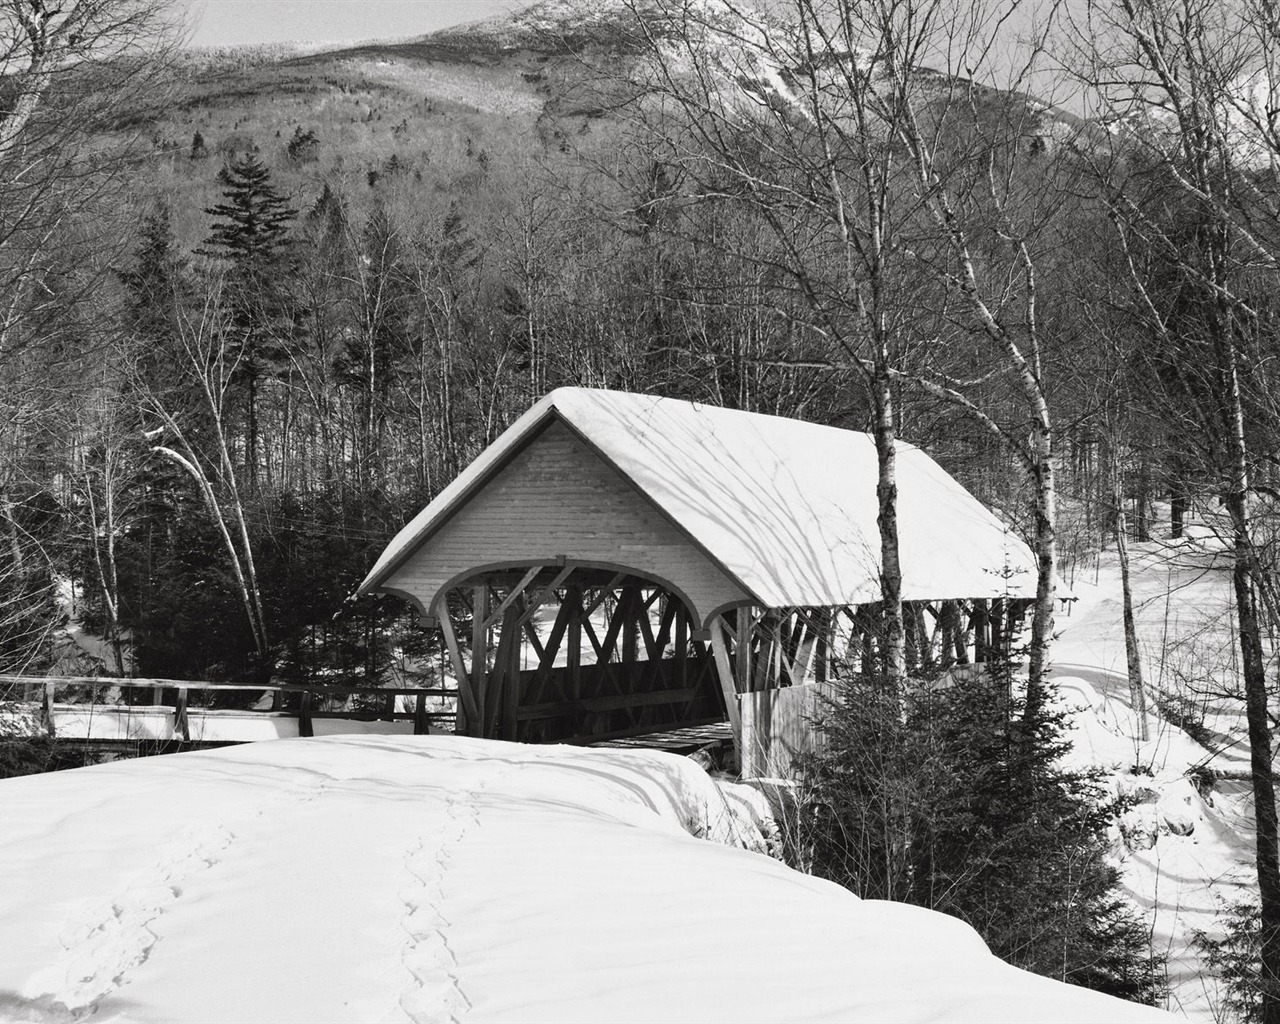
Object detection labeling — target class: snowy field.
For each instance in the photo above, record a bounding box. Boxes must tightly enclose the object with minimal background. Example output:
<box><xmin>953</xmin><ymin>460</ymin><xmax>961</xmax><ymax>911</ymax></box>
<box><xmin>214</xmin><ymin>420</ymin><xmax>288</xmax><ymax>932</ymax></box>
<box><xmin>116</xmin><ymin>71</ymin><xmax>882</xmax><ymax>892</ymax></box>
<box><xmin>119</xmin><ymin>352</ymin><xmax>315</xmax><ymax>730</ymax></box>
<box><xmin>0</xmin><ymin>734</ymin><xmax>1172</xmax><ymax>1023</ymax></box>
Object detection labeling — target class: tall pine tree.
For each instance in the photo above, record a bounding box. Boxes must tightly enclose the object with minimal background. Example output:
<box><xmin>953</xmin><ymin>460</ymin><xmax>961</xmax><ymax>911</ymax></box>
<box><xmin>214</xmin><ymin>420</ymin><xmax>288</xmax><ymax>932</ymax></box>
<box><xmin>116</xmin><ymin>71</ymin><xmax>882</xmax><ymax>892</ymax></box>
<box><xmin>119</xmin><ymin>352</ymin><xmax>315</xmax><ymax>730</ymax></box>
<box><xmin>202</xmin><ymin>154</ymin><xmax>297</xmax><ymax>486</ymax></box>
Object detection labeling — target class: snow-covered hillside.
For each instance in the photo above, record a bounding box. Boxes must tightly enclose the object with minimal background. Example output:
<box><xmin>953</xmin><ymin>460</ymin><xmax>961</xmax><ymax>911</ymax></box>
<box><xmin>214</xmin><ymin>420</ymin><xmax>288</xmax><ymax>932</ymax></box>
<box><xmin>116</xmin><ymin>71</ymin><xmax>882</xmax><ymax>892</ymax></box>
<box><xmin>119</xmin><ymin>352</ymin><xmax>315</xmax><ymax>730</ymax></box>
<box><xmin>1052</xmin><ymin>526</ymin><xmax>1261</xmax><ymax>1022</ymax></box>
<box><xmin>0</xmin><ymin>734</ymin><xmax>1170</xmax><ymax>1023</ymax></box>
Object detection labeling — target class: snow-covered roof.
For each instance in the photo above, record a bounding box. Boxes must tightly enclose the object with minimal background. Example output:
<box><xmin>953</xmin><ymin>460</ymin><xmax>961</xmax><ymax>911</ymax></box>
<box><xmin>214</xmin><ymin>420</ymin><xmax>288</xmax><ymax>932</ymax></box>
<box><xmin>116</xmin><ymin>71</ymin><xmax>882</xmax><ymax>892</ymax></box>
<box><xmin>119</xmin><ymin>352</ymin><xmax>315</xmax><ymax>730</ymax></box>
<box><xmin>360</xmin><ymin>387</ymin><xmax>1037</xmax><ymax>607</ymax></box>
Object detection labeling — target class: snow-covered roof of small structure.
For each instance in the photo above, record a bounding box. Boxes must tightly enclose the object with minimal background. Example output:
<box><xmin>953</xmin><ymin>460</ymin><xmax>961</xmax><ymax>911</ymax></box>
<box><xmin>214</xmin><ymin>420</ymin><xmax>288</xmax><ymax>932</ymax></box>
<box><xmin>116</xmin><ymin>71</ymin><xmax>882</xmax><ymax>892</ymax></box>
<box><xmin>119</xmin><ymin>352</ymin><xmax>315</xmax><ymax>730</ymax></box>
<box><xmin>359</xmin><ymin>387</ymin><xmax>1037</xmax><ymax>608</ymax></box>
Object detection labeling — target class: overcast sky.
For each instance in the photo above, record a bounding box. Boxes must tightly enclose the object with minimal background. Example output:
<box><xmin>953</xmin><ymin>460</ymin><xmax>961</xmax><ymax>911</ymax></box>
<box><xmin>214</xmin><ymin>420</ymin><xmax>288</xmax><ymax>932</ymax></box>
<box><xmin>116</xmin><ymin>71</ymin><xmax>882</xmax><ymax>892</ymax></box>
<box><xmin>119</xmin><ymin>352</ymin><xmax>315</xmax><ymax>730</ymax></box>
<box><xmin>187</xmin><ymin>0</ymin><xmax>519</xmax><ymax>47</ymax></box>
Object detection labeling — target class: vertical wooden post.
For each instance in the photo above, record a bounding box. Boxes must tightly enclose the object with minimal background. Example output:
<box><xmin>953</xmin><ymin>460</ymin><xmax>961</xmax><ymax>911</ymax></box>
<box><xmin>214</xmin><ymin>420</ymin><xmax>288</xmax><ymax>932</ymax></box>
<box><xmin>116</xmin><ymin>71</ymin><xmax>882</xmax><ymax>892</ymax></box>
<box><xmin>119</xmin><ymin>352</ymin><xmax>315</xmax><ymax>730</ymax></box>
<box><xmin>299</xmin><ymin>690</ymin><xmax>313</xmax><ymax>738</ymax></box>
<box><xmin>990</xmin><ymin>597</ymin><xmax>1010</xmax><ymax>715</ymax></box>
<box><xmin>500</xmin><ymin>603</ymin><xmax>522</xmax><ymax>741</ymax></box>
<box><xmin>675</xmin><ymin>601</ymin><xmax>688</xmax><ymax>688</ymax></box>
<box><xmin>175</xmin><ymin>687</ymin><xmax>190</xmax><ymax>742</ymax></box>
<box><xmin>752</xmin><ymin>610</ymin><xmax>776</xmax><ymax>690</ymax></box>
<box><xmin>42</xmin><ymin>682</ymin><xmax>56</xmax><ymax>738</ymax></box>
<box><xmin>471</xmin><ymin>584</ymin><xmax>489</xmax><ymax>733</ymax></box>
<box><xmin>915</xmin><ymin>604</ymin><xmax>933</xmax><ymax>671</ymax></box>
<box><xmin>953</xmin><ymin>600</ymin><xmax>972</xmax><ymax>665</ymax></box>
<box><xmin>567</xmin><ymin>586</ymin><xmax>583</xmax><ymax>701</ymax></box>
<box><xmin>622</xmin><ymin>585</ymin><xmax>640</xmax><ymax>692</ymax></box>
<box><xmin>735</xmin><ymin>607</ymin><xmax>753</xmax><ymax>694</ymax></box>
<box><xmin>973</xmin><ymin>599</ymin><xmax>990</xmax><ymax>663</ymax></box>
<box><xmin>437</xmin><ymin>594</ymin><xmax>479</xmax><ymax>735</ymax></box>
<box><xmin>815</xmin><ymin>608</ymin><xmax>830</xmax><ymax>685</ymax></box>
<box><xmin>770</xmin><ymin>615</ymin><xmax>783</xmax><ymax>688</ymax></box>
<box><xmin>859</xmin><ymin>608</ymin><xmax>876</xmax><ymax>677</ymax></box>
<box><xmin>840</xmin><ymin>607</ymin><xmax>862</xmax><ymax>672</ymax></box>
<box><xmin>485</xmin><ymin>600</ymin><xmax>515</xmax><ymax>739</ymax></box>
<box><xmin>414</xmin><ymin>692</ymin><xmax>428</xmax><ymax>735</ymax></box>
<box><xmin>708</xmin><ymin>615</ymin><xmax>742</xmax><ymax>750</ymax></box>
<box><xmin>937</xmin><ymin>602</ymin><xmax>952</xmax><ymax>669</ymax></box>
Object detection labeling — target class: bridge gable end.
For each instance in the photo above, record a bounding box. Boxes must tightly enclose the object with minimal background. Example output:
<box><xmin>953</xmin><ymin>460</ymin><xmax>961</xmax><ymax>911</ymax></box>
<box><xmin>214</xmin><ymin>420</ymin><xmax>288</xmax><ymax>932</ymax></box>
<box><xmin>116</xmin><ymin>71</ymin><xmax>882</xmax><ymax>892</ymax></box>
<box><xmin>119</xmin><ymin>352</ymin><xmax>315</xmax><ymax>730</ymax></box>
<box><xmin>382</xmin><ymin>419</ymin><xmax>751</xmax><ymax>625</ymax></box>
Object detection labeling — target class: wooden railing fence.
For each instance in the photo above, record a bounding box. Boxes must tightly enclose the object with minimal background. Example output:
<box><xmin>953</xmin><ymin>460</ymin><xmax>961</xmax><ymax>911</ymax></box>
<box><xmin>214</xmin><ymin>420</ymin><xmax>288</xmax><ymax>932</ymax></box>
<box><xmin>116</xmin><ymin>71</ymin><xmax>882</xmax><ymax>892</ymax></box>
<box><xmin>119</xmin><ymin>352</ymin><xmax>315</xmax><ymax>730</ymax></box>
<box><xmin>0</xmin><ymin>675</ymin><xmax>458</xmax><ymax>742</ymax></box>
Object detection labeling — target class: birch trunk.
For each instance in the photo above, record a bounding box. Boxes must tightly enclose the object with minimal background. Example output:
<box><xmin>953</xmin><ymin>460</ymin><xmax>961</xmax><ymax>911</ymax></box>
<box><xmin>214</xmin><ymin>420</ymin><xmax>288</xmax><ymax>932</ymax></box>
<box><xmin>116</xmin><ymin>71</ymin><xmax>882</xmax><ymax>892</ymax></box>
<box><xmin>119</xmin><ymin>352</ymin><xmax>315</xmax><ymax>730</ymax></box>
<box><xmin>1112</xmin><ymin>460</ymin><xmax>1148</xmax><ymax>739</ymax></box>
<box><xmin>1025</xmin><ymin>421</ymin><xmax>1057</xmax><ymax>720</ymax></box>
<box><xmin>872</xmin><ymin>368</ymin><xmax>905</xmax><ymax>683</ymax></box>
<box><xmin>1218</xmin><ymin>316</ymin><xmax>1280</xmax><ymax>1023</ymax></box>
<box><xmin>153</xmin><ymin>444</ymin><xmax>269</xmax><ymax>671</ymax></box>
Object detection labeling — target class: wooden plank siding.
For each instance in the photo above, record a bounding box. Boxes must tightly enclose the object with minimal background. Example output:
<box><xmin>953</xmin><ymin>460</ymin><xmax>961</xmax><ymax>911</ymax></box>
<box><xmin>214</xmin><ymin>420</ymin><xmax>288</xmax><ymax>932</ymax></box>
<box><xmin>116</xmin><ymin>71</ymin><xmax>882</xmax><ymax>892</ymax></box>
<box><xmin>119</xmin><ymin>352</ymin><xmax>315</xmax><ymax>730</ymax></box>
<box><xmin>386</xmin><ymin>421</ymin><xmax>751</xmax><ymax>628</ymax></box>
<box><xmin>739</xmin><ymin>681</ymin><xmax>840</xmax><ymax>778</ymax></box>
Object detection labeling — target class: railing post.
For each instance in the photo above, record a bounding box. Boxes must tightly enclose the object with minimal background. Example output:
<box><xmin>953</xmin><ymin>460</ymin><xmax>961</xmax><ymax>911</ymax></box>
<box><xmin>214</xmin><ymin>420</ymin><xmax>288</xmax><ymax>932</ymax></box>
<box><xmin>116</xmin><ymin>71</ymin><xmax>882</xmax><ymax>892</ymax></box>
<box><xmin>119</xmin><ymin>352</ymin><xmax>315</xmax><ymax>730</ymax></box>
<box><xmin>414</xmin><ymin>692</ymin><xmax>427</xmax><ymax>735</ymax></box>
<box><xmin>299</xmin><ymin>690</ymin><xmax>313</xmax><ymax>738</ymax></box>
<box><xmin>41</xmin><ymin>682</ymin><xmax>56</xmax><ymax>738</ymax></box>
<box><xmin>174</xmin><ymin>687</ymin><xmax>190</xmax><ymax>743</ymax></box>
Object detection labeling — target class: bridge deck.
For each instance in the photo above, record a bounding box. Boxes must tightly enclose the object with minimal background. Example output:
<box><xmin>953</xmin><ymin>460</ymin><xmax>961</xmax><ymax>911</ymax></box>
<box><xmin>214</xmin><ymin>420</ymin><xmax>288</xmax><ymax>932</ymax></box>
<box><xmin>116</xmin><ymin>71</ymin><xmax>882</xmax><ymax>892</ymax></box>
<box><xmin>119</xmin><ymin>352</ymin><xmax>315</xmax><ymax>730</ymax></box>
<box><xmin>591</xmin><ymin>722</ymin><xmax>733</xmax><ymax>753</ymax></box>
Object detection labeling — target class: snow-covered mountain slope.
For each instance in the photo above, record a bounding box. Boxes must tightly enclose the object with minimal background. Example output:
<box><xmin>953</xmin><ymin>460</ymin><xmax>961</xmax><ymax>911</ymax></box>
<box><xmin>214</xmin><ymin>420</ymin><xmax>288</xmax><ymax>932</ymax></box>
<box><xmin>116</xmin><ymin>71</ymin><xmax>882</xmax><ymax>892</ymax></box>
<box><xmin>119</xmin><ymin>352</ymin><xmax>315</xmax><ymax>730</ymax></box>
<box><xmin>0</xmin><ymin>734</ymin><xmax>1169</xmax><ymax>1023</ymax></box>
<box><xmin>425</xmin><ymin>0</ymin><xmax>1079</xmax><ymax>151</ymax></box>
<box><xmin>1051</xmin><ymin>527</ymin><xmax>1260</xmax><ymax>1021</ymax></box>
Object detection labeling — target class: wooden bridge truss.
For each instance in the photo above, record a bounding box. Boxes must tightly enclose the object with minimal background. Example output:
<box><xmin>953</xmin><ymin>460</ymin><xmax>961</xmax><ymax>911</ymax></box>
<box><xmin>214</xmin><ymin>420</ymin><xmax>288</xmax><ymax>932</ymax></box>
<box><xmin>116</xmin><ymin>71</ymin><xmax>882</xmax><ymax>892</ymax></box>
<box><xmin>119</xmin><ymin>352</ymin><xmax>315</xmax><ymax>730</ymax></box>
<box><xmin>433</xmin><ymin>568</ymin><xmax>724</xmax><ymax>745</ymax></box>
<box><xmin>432</xmin><ymin>561</ymin><xmax>1033</xmax><ymax>747</ymax></box>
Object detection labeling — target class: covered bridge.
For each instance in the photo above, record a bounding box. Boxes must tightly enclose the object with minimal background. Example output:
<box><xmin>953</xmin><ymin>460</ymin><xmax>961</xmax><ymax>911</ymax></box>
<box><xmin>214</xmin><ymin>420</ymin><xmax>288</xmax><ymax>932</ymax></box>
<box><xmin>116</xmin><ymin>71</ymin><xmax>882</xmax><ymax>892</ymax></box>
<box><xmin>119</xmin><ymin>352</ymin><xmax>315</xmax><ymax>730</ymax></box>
<box><xmin>358</xmin><ymin>388</ymin><xmax>1038</xmax><ymax>773</ymax></box>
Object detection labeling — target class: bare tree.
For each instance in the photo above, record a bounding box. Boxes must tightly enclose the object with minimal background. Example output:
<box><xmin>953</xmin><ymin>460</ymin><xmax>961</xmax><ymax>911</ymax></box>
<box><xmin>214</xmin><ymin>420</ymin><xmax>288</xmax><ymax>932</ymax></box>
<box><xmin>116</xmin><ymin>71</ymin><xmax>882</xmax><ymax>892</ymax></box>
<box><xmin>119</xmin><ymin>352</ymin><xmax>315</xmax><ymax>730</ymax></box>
<box><xmin>1071</xmin><ymin>0</ymin><xmax>1280</xmax><ymax>1015</ymax></box>
<box><xmin>621</xmin><ymin>0</ymin><xmax>950</xmax><ymax>681</ymax></box>
<box><xmin>621</xmin><ymin>0</ymin><xmax>1070</xmax><ymax>697</ymax></box>
<box><xmin>0</xmin><ymin>0</ymin><xmax>183</xmax><ymax>672</ymax></box>
<box><xmin>0</xmin><ymin>0</ymin><xmax>183</xmax><ymax>357</ymax></box>
<box><xmin>140</xmin><ymin>282</ymin><xmax>273</xmax><ymax>681</ymax></box>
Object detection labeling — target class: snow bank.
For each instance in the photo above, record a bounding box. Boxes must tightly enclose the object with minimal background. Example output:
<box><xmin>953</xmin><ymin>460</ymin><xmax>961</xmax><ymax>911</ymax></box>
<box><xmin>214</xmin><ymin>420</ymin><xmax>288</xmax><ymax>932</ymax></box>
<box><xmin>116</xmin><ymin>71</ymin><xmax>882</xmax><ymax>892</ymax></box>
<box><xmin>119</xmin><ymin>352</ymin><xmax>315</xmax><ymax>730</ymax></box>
<box><xmin>0</xmin><ymin>734</ymin><xmax>1168</xmax><ymax>1023</ymax></box>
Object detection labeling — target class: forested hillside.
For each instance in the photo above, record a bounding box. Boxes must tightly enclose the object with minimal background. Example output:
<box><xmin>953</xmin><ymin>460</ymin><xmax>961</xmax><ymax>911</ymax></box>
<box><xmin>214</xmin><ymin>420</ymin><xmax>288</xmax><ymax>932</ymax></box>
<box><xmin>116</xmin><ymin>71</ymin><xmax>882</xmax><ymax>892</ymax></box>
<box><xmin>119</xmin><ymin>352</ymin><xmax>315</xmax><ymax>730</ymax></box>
<box><xmin>7</xmin><ymin>4</ymin><xmax>817</xmax><ymax>683</ymax></box>
<box><xmin>0</xmin><ymin>0</ymin><xmax>1135</xmax><ymax>686</ymax></box>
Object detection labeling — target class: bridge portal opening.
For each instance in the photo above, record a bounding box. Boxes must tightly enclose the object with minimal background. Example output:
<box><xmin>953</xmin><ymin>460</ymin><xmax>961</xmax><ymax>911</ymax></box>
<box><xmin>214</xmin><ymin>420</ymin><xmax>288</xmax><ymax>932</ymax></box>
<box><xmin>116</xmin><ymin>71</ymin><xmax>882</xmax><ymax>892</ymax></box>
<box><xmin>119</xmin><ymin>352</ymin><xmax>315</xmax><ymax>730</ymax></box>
<box><xmin>436</xmin><ymin>566</ymin><xmax>725</xmax><ymax>744</ymax></box>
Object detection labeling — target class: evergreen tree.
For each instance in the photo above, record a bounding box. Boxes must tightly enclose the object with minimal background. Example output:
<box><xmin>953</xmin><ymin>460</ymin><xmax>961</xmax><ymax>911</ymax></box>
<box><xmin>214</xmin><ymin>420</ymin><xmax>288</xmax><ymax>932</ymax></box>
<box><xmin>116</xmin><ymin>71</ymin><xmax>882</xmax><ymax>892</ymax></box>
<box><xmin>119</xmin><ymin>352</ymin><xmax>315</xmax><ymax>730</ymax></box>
<box><xmin>201</xmin><ymin>155</ymin><xmax>297</xmax><ymax>485</ymax></box>
<box><xmin>203</xmin><ymin>155</ymin><xmax>295</xmax><ymax>270</ymax></box>
<box><xmin>286</xmin><ymin>126</ymin><xmax>319</xmax><ymax>164</ymax></box>
<box><xmin>119</xmin><ymin>206</ymin><xmax>190</xmax><ymax>363</ymax></box>
<box><xmin>307</xmin><ymin>182</ymin><xmax>346</xmax><ymax>243</ymax></box>
<box><xmin>796</xmin><ymin>661</ymin><xmax>1163</xmax><ymax>1004</ymax></box>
